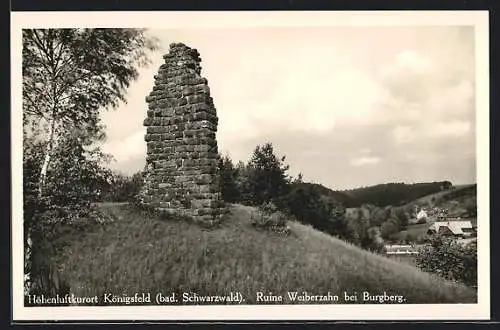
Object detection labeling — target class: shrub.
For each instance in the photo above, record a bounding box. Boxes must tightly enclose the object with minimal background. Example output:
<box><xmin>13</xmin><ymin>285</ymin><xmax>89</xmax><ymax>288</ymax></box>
<box><xmin>251</xmin><ymin>202</ymin><xmax>290</xmax><ymax>236</ymax></box>
<box><xmin>365</xmin><ymin>226</ymin><xmax>385</xmax><ymax>253</ymax></box>
<box><xmin>380</xmin><ymin>218</ymin><xmax>400</xmax><ymax>239</ymax></box>
<box><xmin>416</xmin><ymin>218</ymin><xmax>427</xmax><ymax>224</ymax></box>
<box><xmin>416</xmin><ymin>236</ymin><xmax>477</xmax><ymax>287</ymax></box>
<box><xmin>404</xmin><ymin>232</ymin><xmax>417</xmax><ymax>243</ymax></box>
<box><xmin>23</xmin><ymin>134</ymin><xmax>114</xmax><ymax>296</ymax></box>
<box><xmin>101</xmin><ymin>171</ymin><xmax>144</xmax><ymax>202</ymax></box>
<box><xmin>416</xmin><ymin>234</ymin><xmax>429</xmax><ymax>244</ymax></box>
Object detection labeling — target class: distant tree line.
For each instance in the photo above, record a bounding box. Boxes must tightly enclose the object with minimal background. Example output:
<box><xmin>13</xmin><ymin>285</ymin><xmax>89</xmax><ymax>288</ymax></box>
<box><xmin>440</xmin><ymin>185</ymin><xmax>476</xmax><ymax>203</ymax></box>
<box><xmin>342</xmin><ymin>181</ymin><xmax>453</xmax><ymax>207</ymax></box>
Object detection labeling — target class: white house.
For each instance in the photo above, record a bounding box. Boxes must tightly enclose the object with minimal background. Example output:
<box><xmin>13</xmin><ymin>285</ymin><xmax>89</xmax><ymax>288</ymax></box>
<box><xmin>416</xmin><ymin>209</ymin><xmax>428</xmax><ymax>221</ymax></box>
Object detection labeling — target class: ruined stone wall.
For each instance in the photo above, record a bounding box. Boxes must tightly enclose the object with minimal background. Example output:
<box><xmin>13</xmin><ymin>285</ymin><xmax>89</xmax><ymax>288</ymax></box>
<box><xmin>141</xmin><ymin>43</ymin><xmax>225</xmax><ymax>225</ymax></box>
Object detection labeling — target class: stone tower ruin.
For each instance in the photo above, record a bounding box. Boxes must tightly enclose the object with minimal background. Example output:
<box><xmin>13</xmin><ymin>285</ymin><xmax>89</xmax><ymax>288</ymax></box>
<box><xmin>140</xmin><ymin>43</ymin><xmax>225</xmax><ymax>225</ymax></box>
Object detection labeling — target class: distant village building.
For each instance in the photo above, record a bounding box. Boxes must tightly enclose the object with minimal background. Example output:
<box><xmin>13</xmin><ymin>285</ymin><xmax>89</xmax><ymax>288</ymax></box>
<box><xmin>384</xmin><ymin>244</ymin><xmax>419</xmax><ymax>255</ymax></box>
<box><xmin>416</xmin><ymin>209</ymin><xmax>428</xmax><ymax>221</ymax></box>
<box><xmin>408</xmin><ymin>208</ymin><xmax>429</xmax><ymax>224</ymax></box>
<box><xmin>427</xmin><ymin>221</ymin><xmax>475</xmax><ymax>238</ymax></box>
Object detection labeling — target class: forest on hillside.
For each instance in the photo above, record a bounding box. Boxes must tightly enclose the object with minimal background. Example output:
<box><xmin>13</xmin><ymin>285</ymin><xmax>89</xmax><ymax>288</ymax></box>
<box><xmin>289</xmin><ymin>181</ymin><xmax>454</xmax><ymax>208</ymax></box>
<box><xmin>339</xmin><ymin>181</ymin><xmax>453</xmax><ymax>207</ymax></box>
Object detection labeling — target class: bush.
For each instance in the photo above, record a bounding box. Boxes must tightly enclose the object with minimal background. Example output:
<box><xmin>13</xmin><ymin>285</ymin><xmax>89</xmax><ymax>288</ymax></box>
<box><xmin>100</xmin><ymin>171</ymin><xmax>144</xmax><ymax>202</ymax></box>
<box><xmin>380</xmin><ymin>218</ymin><xmax>400</xmax><ymax>239</ymax></box>
<box><xmin>416</xmin><ymin>218</ymin><xmax>427</xmax><ymax>224</ymax></box>
<box><xmin>415</xmin><ymin>234</ymin><xmax>429</xmax><ymax>244</ymax></box>
<box><xmin>404</xmin><ymin>232</ymin><xmax>417</xmax><ymax>243</ymax></box>
<box><xmin>251</xmin><ymin>202</ymin><xmax>290</xmax><ymax>236</ymax></box>
<box><xmin>416</xmin><ymin>236</ymin><xmax>477</xmax><ymax>287</ymax></box>
<box><xmin>23</xmin><ymin>134</ymin><xmax>113</xmax><ymax>296</ymax></box>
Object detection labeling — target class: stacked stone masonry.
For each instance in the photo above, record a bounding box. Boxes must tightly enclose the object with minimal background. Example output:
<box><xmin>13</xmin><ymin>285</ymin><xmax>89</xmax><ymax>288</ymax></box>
<box><xmin>141</xmin><ymin>43</ymin><xmax>225</xmax><ymax>225</ymax></box>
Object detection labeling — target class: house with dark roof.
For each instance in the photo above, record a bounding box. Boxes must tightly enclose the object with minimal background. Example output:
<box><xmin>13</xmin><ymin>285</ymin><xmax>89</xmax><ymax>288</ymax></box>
<box><xmin>427</xmin><ymin>221</ymin><xmax>475</xmax><ymax>238</ymax></box>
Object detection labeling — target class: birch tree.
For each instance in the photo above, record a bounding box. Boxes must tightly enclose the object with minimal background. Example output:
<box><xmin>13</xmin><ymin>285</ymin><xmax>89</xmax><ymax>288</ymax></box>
<box><xmin>23</xmin><ymin>28</ymin><xmax>157</xmax><ymax>197</ymax></box>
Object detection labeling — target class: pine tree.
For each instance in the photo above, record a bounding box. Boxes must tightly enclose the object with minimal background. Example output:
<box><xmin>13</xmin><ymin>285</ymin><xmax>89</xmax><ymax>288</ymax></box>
<box><xmin>218</xmin><ymin>154</ymin><xmax>240</xmax><ymax>203</ymax></box>
<box><xmin>247</xmin><ymin>143</ymin><xmax>291</xmax><ymax>205</ymax></box>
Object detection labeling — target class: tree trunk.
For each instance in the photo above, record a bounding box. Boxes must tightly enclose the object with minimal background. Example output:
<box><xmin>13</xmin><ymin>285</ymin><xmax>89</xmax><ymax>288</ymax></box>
<box><xmin>38</xmin><ymin>116</ymin><xmax>57</xmax><ymax>198</ymax></box>
<box><xmin>24</xmin><ymin>234</ymin><xmax>32</xmax><ymax>295</ymax></box>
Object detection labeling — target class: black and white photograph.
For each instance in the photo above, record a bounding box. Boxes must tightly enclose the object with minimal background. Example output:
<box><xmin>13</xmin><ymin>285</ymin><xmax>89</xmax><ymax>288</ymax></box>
<box><xmin>11</xmin><ymin>11</ymin><xmax>490</xmax><ymax>321</ymax></box>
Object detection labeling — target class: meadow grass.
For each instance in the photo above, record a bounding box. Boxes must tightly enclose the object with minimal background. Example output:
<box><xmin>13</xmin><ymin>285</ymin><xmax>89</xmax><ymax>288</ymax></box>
<box><xmin>391</xmin><ymin>222</ymin><xmax>430</xmax><ymax>241</ymax></box>
<box><xmin>55</xmin><ymin>203</ymin><xmax>477</xmax><ymax>304</ymax></box>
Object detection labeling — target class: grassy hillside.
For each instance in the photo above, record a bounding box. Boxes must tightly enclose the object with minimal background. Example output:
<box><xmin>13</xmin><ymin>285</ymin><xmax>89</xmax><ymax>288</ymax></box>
<box><xmin>54</xmin><ymin>203</ymin><xmax>476</xmax><ymax>304</ymax></box>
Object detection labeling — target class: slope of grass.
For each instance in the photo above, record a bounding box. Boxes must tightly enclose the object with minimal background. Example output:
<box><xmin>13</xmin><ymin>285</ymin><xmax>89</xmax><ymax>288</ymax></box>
<box><xmin>391</xmin><ymin>223</ymin><xmax>431</xmax><ymax>242</ymax></box>
<box><xmin>55</xmin><ymin>203</ymin><xmax>476</xmax><ymax>304</ymax></box>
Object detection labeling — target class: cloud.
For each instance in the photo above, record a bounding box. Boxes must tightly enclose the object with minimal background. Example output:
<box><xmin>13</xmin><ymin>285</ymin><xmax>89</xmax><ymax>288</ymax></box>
<box><xmin>209</xmin><ymin>33</ymin><xmax>387</xmax><ymax>136</ymax></box>
<box><xmin>394</xmin><ymin>49</ymin><xmax>434</xmax><ymax>74</ymax></box>
<box><xmin>392</xmin><ymin>125</ymin><xmax>415</xmax><ymax>144</ymax></box>
<box><xmin>379</xmin><ymin>50</ymin><xmax>436</xmax><ymax>104</ymax></box>
<box><xmin>350</xmin><ymin>156</ymin><xmax>382</xmax><ymax>167</ymax></box>
<box><xmin>391</xmin><ymin>118</ymin><xmax>472</xmax><ymax>148</ymax></box>
<box><xmin>378</xmin><ymin>47</ymin><xmax>474</xmax><ymax>122</ymax></box>
<box><xmin>426</xmin><ymin>120</ymin><xmax>471</xmax><ymax>138</ymax></box>
<box><xmin>102</xmin><ymin>130</ymin><xmax>146</xmax><ymax>164</ymax></box>
<box><xmin>426</xmin><ymin>79</ymin><xmax>474</xmax><ymax>119</ymax></box>
<box><xmin>378</xmin><ymin>41</ymin><xmax>475</xmax><ymax>151</ymax></box>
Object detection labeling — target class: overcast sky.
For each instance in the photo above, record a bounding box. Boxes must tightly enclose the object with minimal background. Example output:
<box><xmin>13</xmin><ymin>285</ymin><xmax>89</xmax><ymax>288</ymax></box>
<box><xmin>100</xmin><ymin>26</ymin><xmax>476</xmax><ymax>190</ymax></box>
